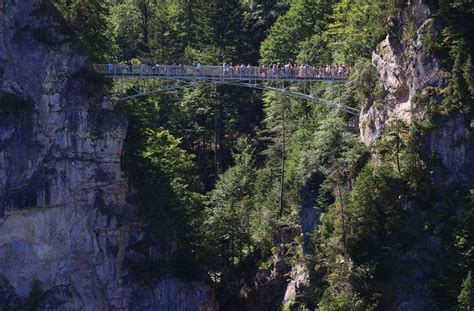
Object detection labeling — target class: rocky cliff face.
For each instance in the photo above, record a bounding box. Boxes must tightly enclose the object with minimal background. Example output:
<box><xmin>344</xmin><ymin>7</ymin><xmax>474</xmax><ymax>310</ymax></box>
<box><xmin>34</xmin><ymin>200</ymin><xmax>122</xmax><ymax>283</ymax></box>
<box><xmin>360</xmin><ymin>0</ymin><xmax>473</xmax><ymax>310</ymax></box>
<box><xmin>361</xmin><ymin>0</ymin><xmax>441</xmax><ymax>146</ymax></box>
<box><xmin>361</xmin><ymin>0</ymin><xmax>473</xmax><ymax>188</ymax></box>
<box><xmin>0</xmin><ymin>1</ymin><xmax>215</xmax><ymax>309</ymax></box>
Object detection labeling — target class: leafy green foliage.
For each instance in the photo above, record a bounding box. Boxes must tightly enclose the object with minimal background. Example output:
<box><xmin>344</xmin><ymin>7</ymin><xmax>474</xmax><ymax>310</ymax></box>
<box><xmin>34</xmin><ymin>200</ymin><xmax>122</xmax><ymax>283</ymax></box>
<box><xmin>348</xmin><ymin>164</ymin><xmax>404</xmax><ymax>264</ymax></box>
<box><xmin>242</xmin><ymin>0</ymin><xmax>290</xmax><ymax>63</ymax></box>
<box><xmin>260</xmin><ymin>0</ymin><xmax>337</xmax><ymax>64</ymax></box>
<box><xmin>119</xmin><ymin>90</ymin><xmax>207</xmax><ymax>279</ymax></box>
<box><xmin>429</xmin><ymin>187</ymin><xmax>474</xmax><ymax>310</ymax></box>
<box><xmin>108</xmin><ymin>1</ymin><xmax>145</xmax><ymax>61</ymax></box>
<box><xmin>209</xmin><ymin>0</ymin><xmax>246</xmax><ymax>63</ymax></box>
<box><xmin>420</xmin><ymin>18</ymin><xmax>439</xmax><ymax>54</ymax></box>
<box><xmin>54</xmin><ymin>0</ymin><xmax>110</xmax><ymax>60</ymax></box>
<box><xmin>459</xmin><ymin>271</ymin><xmax>474</xmax><ymax>310</ymax></box>
<box><xmin>377</xmin><ymin>120</ymin><xmax>410</xmax><ymax>174</ymax></box>
<box><xmin>435</xmin><ymin>0</ymin><xmax>474</xmax><ymax>56</ymax></box>
<box><xmin>204</xmin><ymin>138</ymin><xmax>256</xmax><ymax>276</ymax></box>
<box><xmin>440</xmin><ymin>48</ymin><xmax>474</xmax><ymax>114</ymax></box>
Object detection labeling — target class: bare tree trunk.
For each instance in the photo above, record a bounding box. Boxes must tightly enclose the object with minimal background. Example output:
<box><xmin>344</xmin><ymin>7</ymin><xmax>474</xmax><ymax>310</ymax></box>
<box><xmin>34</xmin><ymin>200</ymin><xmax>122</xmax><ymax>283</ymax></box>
<box><xmin>336</xmin><ymin>183</ymin><xmax>347</xmax><ymax>250</ymax></box>
<box><xmin>396</xmin><ymin>135</ymin><xmax>401</xmax><ymax>174</ymax></box>
<box><xmin>279</xmin><ymin>105</ymin><xmax>286</xmax><ymax>217</ymax></box>
<box><xmin>214</xmin><ymin>105</ymin><xmax>219</xmax><ymax>178</ymax></box>
<box><xmin>140</xmin><ymin>0</ymin><xmax>151</xmax><ymax>53</ymax></box>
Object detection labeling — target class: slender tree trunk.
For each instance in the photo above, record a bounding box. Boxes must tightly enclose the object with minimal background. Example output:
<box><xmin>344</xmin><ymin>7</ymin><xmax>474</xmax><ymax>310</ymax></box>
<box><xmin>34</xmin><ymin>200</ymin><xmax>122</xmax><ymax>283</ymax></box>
<box><xmin>143</xmin><ymin>12</ymin><xmax>148</xmax><ymax>46</ymax></box>
<box><xmin>214</xmin><ymin>105</ymin><xmax>219</xmax><ymax>178</ymax></box>
<box><xmin>279</xmin><ymin>105</ymin><xmax>286</xmax><ymax>217</ymax></box>
<box><xmin>218</xmin><ymin>100</ymin><xmax>224</xmax><ymax>173</ymax></box>
<box><xmin>396</xmin><ymin>135</ymin><xmax>401</xmax><ymax>174</ymax></box>
<box><xmin>159</xmin><ymin>25</ymin><xmax>165</xmax><ymax>63</ymax></box>
<box><xmin>142</xmin><ymin>1</ymin><xmax>150</xmax><ymax>53</ymax></box>
<box><xmin>336</xmin><ymin>183</ymin><xmax>347</xmax><ymax>250</ymax></box>
<box><xmin>246</xmin><ymin>211</ymin><xmax>251</xmax><ymax>253</ymax></box>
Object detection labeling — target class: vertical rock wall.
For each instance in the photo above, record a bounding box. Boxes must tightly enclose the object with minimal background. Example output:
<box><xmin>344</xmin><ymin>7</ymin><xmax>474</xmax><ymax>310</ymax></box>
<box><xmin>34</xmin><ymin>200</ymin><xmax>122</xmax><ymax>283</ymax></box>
<box><xmin>360</xmin><ymin>1</ymin><xmax>473</xmax><ymax>309</ymax></box>
<box><xmin>0</xmin><ymin>1</ymin><xmax>216</xmax><ymax>309</ymax></box>
<box><xmin>361</xmin><ymin>0</ymin><xmax>442</xmax><ymax>146</ymax></box>
<box><xmin>362</xmin><ymin>0</ymin><xmax>473</xmax><ymax>189</ymax></box>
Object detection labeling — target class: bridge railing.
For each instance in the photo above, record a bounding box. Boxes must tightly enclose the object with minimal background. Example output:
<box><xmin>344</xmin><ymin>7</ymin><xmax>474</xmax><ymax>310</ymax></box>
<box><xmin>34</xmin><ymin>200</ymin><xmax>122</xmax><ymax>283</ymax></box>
<box><xmin>93</xmin><ymin>64</ymin><xmax>349</xmax><ymax>81</ymax></box>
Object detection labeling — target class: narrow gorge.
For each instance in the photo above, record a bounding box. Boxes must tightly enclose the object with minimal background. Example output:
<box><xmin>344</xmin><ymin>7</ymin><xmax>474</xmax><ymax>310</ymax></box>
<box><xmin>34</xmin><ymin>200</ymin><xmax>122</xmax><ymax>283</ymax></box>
<box><xmin>0</xmin><ymin>0</ymin><xmax>472</xmax><ymax>310</ymax></box>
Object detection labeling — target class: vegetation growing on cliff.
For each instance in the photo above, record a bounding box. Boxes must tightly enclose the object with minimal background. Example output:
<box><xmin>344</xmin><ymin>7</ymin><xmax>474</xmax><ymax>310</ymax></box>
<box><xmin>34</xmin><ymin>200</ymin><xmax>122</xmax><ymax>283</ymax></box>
<box><xmin>52</xmin><ymin>0</ymin><xmax>473</xmax><ymax>309</ymax></box>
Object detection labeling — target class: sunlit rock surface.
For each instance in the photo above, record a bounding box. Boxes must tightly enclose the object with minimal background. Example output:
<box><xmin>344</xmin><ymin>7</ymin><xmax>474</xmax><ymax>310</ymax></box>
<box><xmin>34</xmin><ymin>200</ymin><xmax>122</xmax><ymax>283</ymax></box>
<box><xmin>361</xmin><ymin>1</ymin><xmax>442</xmax><ymax>147</ymax></box>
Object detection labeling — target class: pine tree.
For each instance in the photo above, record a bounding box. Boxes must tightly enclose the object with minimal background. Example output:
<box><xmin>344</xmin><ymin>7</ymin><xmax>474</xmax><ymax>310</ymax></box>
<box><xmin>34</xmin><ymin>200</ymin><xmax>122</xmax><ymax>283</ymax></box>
<box><xmin>209</xmin><ymin>0</ymin><xmax>246</xmax><ymax>63</ymax></box>
<box><xmin>54</xmin><ymin>0</ymin><xmax>111</xmax><ymax>61</ymax></box>
<box><xmin>205</xmin><ymin>138</ymin><xmax>256</xmax><ymax>272</ymax></box>
<box><xmin>458</xmin><ymin>271</ymin><xmax>474</xmax><ymax>311</ymax></box>
<box><xmin>134</xmin><ymin>0</ymin><xmax>157</xmax><ymax>54</ymax></box>
<box><xmin>260</xmin><ymin>0</ymin><xmax>337</xmax><ymax>64</ymax></box>
<box><xmin>108</xmin><ymin>0</ymin><xmax>144</xmax><ymax>61</ymax></box>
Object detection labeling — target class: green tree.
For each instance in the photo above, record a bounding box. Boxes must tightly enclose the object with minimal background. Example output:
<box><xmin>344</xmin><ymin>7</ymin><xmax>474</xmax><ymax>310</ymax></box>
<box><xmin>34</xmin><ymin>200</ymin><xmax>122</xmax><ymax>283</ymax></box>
<box><xmin>209</xmin><ymin>0</ymin><xmax>246</xmax><ymax>63</ymax></box>
<box><xmin>135</xmin><ymin>0</ymin><xmax>157</xmax><ymax>54</ymax></box>
<box><xmin>260</xmin><ymin>0</ymin><xmax>337</xmax><ymax>64</ymax></box>
<box><xmin>205</xmin><ymin>138</ymin><xmax>256</xmax><ymax>273</ymax></box>
<box><xmin>348</xmin><ymin>164</ymin><xmax>404</xmax><ymax>264</ymax></box>
<box><xmin>458</xmin><ymin>271</ymin><xmax>474</xmax><ymax>311</ymax></box>
<box><xmin>108</xmin><ymin>1</ymin><xmax>144</xmax><ymax>60</ymax></box>
<box><xmin>54</xmin><ymin>0</ymin><xmax>111</xmax><ymax>60</ymax></box>
<box><xmin>377</xmin><ymin>120</ymin><xmax>410</xmax><ymax>175</ymax></box>
<box><xmin>463</xmin><ymin>55</ymin><xmax>474</xmax><ymax>99</ymax></box>
<box><xmin>242</xmin><ymin>0</ymin><xmax>290</xmax><ymax>63</ymax></box>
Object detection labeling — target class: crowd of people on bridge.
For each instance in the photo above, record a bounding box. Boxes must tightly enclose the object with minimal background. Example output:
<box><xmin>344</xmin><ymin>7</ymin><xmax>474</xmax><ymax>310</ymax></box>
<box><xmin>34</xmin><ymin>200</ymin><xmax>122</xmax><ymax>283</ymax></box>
<box><xmin>221</xmin><ymin>63</ymin><xmax>350</xmax><ymax>79</ymax></box>
<box><xmin>105</xmin><ymin>62</ymin><xmax>351</xmax><ymax>80</ymax></box>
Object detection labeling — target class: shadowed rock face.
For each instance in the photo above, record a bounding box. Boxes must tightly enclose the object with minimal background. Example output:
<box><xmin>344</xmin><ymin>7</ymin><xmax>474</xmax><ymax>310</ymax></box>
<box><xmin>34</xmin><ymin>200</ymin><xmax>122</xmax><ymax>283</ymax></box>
<box><xmin>0</xmin><ymin>1</ymin><xmax>216</xmax><ymax>310</ymax></box>
<box><xmin>0</xmin><ymin>0</ymin><xmax>128</xmax><ymax>217</ymax></box>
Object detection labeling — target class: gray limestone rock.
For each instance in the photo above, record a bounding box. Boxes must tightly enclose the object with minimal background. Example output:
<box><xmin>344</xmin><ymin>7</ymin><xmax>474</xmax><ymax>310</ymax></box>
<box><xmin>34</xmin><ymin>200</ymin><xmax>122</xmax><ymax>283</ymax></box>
<box><xmin>358</xmin><ymin>1</ymin><xmax>473</xmax><ymax>310</ymax></box>
<box><xmin>0</xmin><ymin>1</ymin><xmax>216</xmax><ymax>310</ymax></box>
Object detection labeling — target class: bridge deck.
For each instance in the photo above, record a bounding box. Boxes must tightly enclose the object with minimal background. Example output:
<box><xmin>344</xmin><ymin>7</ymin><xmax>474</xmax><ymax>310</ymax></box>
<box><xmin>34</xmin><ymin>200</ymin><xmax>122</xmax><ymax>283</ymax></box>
<box><xmin>93</xmin><ymin>64</ymin><xmax>348</xmax><ymax>82</ymax></box>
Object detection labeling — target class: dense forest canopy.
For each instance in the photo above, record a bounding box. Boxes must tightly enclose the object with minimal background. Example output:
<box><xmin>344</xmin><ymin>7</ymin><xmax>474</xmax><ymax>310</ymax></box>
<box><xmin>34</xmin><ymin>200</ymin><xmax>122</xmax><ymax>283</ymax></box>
<box><xmin>49</xmin><ymin>0</ymin><xmax>474</xmax><ymax>309</ymax></box>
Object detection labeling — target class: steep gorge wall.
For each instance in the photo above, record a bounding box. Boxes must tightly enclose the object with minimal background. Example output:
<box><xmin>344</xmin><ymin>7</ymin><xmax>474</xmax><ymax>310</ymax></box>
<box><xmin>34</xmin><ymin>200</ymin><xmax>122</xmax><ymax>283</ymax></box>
<box><xmin>360</xmin><ymin>1</ymin><xmax>473</xmax><ymax>309</ymax></box>
<box><xmin>0</xmin><ymin>1</ymin><xmax>215</xmax><ymax>310</ymax></box>
<box><xmin>361</xmin><ymin>0</ymin><xmax>473</xmax><ymax>188</ymax></box>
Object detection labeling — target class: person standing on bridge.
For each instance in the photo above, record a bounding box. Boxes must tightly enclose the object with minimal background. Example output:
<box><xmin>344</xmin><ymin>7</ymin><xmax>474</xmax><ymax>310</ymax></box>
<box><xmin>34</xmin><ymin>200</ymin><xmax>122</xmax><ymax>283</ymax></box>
<box><xmin>284</xmin><ymin>63</ymin><xmax>290</xmax><ymax>78</ymax></box>
<box><xmin>222</xmin><ymin>62</ymin><xmax>228</xmax><ymax>76</ymax></box>
<box><xmin>245</xmin><ymin>64</ymin><xmax>251</xmax><ymax>78</ymax></box>
<box><xmin>240</xmin><ymin>63</ymin><xmax>245</xmax><ymax>73</ymax></box>
<box><xmin>146</xmin><ymin>59</ymin><xmax>153</xmax><ymax>74</ymax></box>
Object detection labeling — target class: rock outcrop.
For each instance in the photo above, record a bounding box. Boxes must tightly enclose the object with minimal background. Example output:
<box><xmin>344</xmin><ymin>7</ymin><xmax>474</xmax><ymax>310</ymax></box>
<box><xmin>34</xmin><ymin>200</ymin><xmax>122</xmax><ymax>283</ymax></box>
<box><xmin>0</xmin><ymin>1</ymin><xmax>216</xmax><ymax>309</ymax></box>
<box><xmin>359</xmin><ymin>1</ymin><xmax>473</xmax><ymax>310</ymax></box>
<box><xmin>360</xmin><ymin>0</ymin><xmax>442</xmax><ymax>146</ymax></box>
<box><xmin>361</xmin><ymin>0</ymin><xmax>473</xmax><ymax>189</ymax></box>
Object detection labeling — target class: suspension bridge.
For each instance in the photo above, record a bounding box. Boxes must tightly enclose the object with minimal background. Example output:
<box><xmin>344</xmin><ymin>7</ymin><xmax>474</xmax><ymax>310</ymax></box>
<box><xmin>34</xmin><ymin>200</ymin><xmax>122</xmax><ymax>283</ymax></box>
<box><xmin>93</xmin><ymin>64</ymin><xmax>359</xmax><ymax>115</ymax></box>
